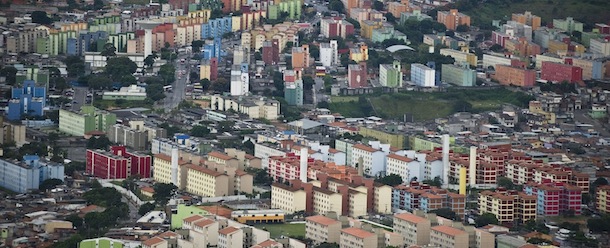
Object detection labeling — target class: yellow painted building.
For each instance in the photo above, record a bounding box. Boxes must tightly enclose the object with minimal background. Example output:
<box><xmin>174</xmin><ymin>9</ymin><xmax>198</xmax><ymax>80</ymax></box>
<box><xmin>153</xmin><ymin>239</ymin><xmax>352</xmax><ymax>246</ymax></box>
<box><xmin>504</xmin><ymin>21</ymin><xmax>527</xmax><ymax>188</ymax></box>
<box><xmin>361</xmin><ymin>20</ymin><xmax>382</xmax><ymax>39</ymax></box>
<box><xmin>393</xmin><ymin>213</ymin><xmax>431</xmax><ymax>246</ymax></box>
<box><xmin>439</xmin><ymin>48</ymin><xmax>478</xmax><ymax>67</ymax></box>
<box><xmin>60</xmin><ymin>22</ymin><xmax>88</xmax><ymax>32</ymax></box>
<box><xmin>200</xmin><ymin>62</ymin><xmax>211</xmax><ymax>80</ymax></box>
<box><xmin>348</xmin><ymin>190</ymin><xmax>367</xmax><ymax>217</ymax></box>
<box><xmin>305</xmin><ymin>215</ymin><xmax>342</xmax><ymax>244</ymax></box>
<box><xmin>313</xmin><ymin>187</ymin><xmax>343</xmax><ymax>215</ymax></box>
<box><xmin>596</xmin><ymin>185</ymin><xmax>610</xmax><ymax>214</ymax></box>
<box><xmin>231</xmin><ymin>209</ymin><xmax>285</xmax><ymax>224</ymax></box>
<box><xmin>153</xmin><ymin>154</ymin><xmax>189</xmax><ymax>187</ymax></box>
<box><xmin>478</xmin><ymin>190</ymin><xmax>537</xmax><ymax>224</ymax></box>
<box><xmin>358</xmin><ymin>127</ymin><xmax>405</xmax><ymax>149</ymax></box>
<box><xmin>430</xmin><ymin>225</ymin><xmax>468</xmax><ymax>248</ymax></box>
<box><xmin>374</xmin><ymin>184</ymin><xmax>393</xmax><ymax>214</ymax></box>
<box><xmin>185</xmin><ymin>165</ymin><xmax>229</xmax><ymax>197</ymax></box>
<box><xmin>340</xmin><ymin>227</ymin><xmax>378</xmax><ymax>248</ymax></box>
<box><xmin>271</xmin><ymin>183</ymin><xmax>307</xmax><ymax>214</ymax></box>
<box><xmin>350</xmin><ymin>44</ymin><xmax>369</xmax><ymax>63</ymax></box>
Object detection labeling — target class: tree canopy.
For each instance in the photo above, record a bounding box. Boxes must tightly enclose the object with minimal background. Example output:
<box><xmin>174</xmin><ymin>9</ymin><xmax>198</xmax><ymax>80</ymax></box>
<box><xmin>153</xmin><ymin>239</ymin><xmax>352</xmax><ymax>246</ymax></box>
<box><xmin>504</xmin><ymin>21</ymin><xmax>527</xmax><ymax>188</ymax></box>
<box><xmin>430</xmin><ymin>208</ymin><xmax>458</xmax><ymax>220</ymax></box>
<box><xmin>475</xmin><ymin>213</ymin><xmax>499</xmax><ymax>227</ymax></box>
<box><xmin>105</xmin><ymin>57</ymin><xmax>137</xmax><ymax>82</ymax></box>
<box><xmin>153</xmin><ymin>183</ymin><xmax>177</xmax><ymax>206</ymax></box>
<box><xmin>39</xmin><ymin>178</ymin><xmax>63</xmax><ymax>191</ymax></box>
<box><xmin>31</xmin><ymin>11</ymin><xmax>53</xmax><ymax>25</ymax></box>
<box><xmin>375</xmin><ymin>174</ymin><xmax>403</xmax><ymax>186</ymax></box>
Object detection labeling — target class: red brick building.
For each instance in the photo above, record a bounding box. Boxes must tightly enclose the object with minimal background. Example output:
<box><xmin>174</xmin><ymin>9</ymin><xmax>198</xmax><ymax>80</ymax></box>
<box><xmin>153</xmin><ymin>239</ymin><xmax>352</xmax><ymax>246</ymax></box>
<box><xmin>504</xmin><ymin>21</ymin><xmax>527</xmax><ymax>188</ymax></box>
<box><xmin>348</xmin><ymin>62</ymin><xmax>368</xmax><ymax>88</ymax></box>
<box><xmin>86</xmin><ymin>146</ymin><xmax>152</xmax><ymax>179</ymax></box>
<box><xmin>492</xmin><ymin>65</ymin><xmax>536</xmax><ymax>87</ymax></box>
<box><xmin>540</xmin><ymin>61</ymin><xmax>583</xmax><ymax>83</ymax></box>
<box><xmin>525</xmin><ymin>181</ymin><xmax>582</xmax><ymax>216</ymax></box>
<box><xmin>262</xmin><ymin>39</ymin><xmax>280</xmax><ymax>65</ymax></box>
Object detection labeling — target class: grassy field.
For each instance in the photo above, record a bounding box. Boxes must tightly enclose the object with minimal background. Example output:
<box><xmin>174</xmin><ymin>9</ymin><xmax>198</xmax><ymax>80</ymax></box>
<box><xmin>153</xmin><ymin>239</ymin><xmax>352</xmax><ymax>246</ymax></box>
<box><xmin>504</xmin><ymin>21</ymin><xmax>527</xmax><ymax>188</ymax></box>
<box><xmin>459</xmin><ymin>0</ymin><xmax>610</xmax><ymax>27</ymax></box>
<box><xmin>328</xmin><ymin>88</ymin><xmax>533</xmax><ymax>121</ymax></box>
<box><xmin>255</xmin><ymin>223</ymin><xmax>306</xmax><ymax>238</ymax></box>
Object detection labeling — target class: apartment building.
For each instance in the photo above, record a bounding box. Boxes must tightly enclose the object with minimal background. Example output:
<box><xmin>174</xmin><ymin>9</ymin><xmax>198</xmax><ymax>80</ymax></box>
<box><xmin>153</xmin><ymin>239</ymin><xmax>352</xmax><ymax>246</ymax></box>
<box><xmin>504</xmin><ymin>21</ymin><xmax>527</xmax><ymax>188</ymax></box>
<box><xmin>4</xmin><ymin>24</ymin><xmax>49</xmax><ymax>54</ymax></box>
<box><xmin>589</xmin><ymin>37</ymin><xmax>610</xmax><ymax>56</ymax></box>
<box><xmin>210</xmin><ymin>94</ymin><xmax>280</xmax><ymax>120</ymax></box>
<box><xmin>349</xmin><ymin>44</ymin><xmax>368</xmax><ymax>62</ymax></box>
<box><xmin>478</xmin><ymin>190</ymin><xmax>537</xmax><ymax>224</ymax></box>
<box><xmin>379</xmin><ymin>61</ymin><xmax>403</xmax><ymax>88</ymax></box>
<box><xmin>0</xmin><ymin>155</ymin><xmax>63</xmax><ymax>193</ymax></box>
<box><xmin>439</xmin><ymin>49</ymin><xmax>478</xmax><ymax>67</ymax></box>
<box><xmin>569</xmin><ymin>57</ymin><xmax>604</xmax><ymax>80</ymax></box>
<box><xmin>411</xmin><ymin>63</ymin><xmax>436</xmax><ymax>87</ymax></box>
<box><xmin>386</xmin><ymin>153</ymin><xmax>417</xmax><ymax>183</ymax></box>
<box><xmin>86</xmin><ymin>146</ymin><xmax>151</xmax><ymax>179</ymax></box>
<box><xmin>305</xmin><ymin>215</ymin><xmax>342</xmax><ymax>244</ymax></box>
<box><xmin>437</xmin><ymin>9</ymin><xmax>471</xmax><ymax>31</ymax></box>
<box><xmin>441</xmin><ymin>64</ymin><xmax>476</xmax><ymax>87</ymax></box>
<box><xmin>430</xmin><ymin>225</ymin><xmax>469</xmax><ymax>248</ymax></box>
<box><xmin>524</xmin><ymin>182</ymin><xmax>582</xmax><ymax>216</ymax></box>
<box><xmin>320</xmin><ymin>40</ymin><xmax>339</xmax><ymax>67</ymax></box>
<box><xmin>596</xmin><ymin>185</ymin><xmax>610</xmax><ymax>214</ymax></box>
<box><xmin>59</xmin><ymin>106</ymin><xmax>117</xmax><ymax>137</ymax></box>
<box><xmin>512</xmin><ymin>11</ymin><xmax>541</xmax><ymax>30</ymax></box>
<box><xmin>492</xmin><ymin>65</ymin><xmax>536</xmax><ymax>87</ymax></box>
<box><xmin>185</xmin><ymin>165</ymin><xmax>229</xmax><ymax>197</ymax></box>
<box><xmin>348</xmin><ymin>63</ymin><xmax>368</xmax><ymax>88</ymax></box>
<box><xmin>340</xmin><ymin>227</ymin><xmax>377</xmax><ymax>248</ymax></box>
<box><xmin>388</xmin><ymin>2</ymin><xmax>409</xmax><ymax>18</ymax></box>
<box><xmin>292</xmin><ymin>44</ymin><xmax>310</xmax><ymax>70</ymax></box>
<box><xmin>392</xmin><ymin>182</ymin><xmax>466</xmax><ymax>219</ymax></box>
<box><xmin>320</xmin><ymin>17</ymin><xmax>355</xmax><ymax>39</ymax></box>
<box><xmin>553</xmin><ymin>17</ymin><xmax>584</xmax><ymax>33</ymax></box>
<box><xmin>271</xmin><ymin>183</ymin><xmax>307</xmax><ymax>214</ymax></box>
<box><xmin>152</xmin><ymin>153</ymin><xmax>189</xmax><ymax>187</ymax></box>
<box><xmin>107</xmin><ymin>124</ymin><xmax>148</xmax><ymax>150</ymax></box>
<box><xmin>351</xmin><ymin>143</ymin><xmax>386</xmax><ymax>176</ymax></box>
<box><xmin>482</xmin><ymin>54</ymin><xmax>513</xmax><ymax>69</ymax></box>
<box><xmin>540</xmin><ymin>62</ymin><xmax>582</xmax><ymax>83</ymax></box>
<box><xmin>218</xmin><ymin>227</ymin><xmax>243</xmax><ymax>248</ymax></box>
<box><xmin>393</xmin><ymin>213</ymin><xmax>431</xmax><ymax>246</ymax></box>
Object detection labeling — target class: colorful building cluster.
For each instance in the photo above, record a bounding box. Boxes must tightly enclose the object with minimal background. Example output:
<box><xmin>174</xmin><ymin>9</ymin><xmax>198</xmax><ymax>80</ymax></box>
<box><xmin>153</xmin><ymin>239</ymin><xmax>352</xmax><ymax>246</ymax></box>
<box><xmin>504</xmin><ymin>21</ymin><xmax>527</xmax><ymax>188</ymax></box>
<box><xmin>0</xmin><ymin>155</ymin><xmax>64</xmax><ymax>193</ymax></box>
<box><xmin>392</xmin><ymin>182</ymin><xmax>466</xmax><ymax>219</ymax></box>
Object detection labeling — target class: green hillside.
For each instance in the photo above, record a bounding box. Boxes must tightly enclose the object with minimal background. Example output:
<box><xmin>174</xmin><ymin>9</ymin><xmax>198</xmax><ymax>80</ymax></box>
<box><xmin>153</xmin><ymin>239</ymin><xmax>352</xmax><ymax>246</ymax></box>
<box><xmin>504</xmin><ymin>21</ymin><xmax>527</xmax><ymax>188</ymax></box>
<box><xmin>445</xmin><ymin>0</ymin><xmax>610</xmax><ymax>28</ymax></box>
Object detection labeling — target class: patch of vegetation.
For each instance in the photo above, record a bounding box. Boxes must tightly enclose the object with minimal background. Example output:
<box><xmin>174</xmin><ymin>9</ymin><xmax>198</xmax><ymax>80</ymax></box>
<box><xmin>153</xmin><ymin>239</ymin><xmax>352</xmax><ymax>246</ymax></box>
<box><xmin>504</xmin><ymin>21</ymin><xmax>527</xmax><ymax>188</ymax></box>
<box><xmin>444</xmin><ymin>0</ymin><xmax>610</xmax><ymax>28</ymax></box>
<box><xmin>329</xmin><ymin>88</ymin><xmax>533</xmax><ymax>121</ymax></box>
<box><xmin>256</xmin><ymin>223</ymin><xmax>306</xmax><ymax>238</ymax></box>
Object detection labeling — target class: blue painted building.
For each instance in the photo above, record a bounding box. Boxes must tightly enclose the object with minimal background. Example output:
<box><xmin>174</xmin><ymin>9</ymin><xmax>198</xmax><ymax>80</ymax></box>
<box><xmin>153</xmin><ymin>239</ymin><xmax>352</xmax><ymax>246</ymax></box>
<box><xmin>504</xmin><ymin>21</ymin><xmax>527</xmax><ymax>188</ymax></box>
<box><xmin>201</xmin><ymin>16</ymin><xmax>232</xmax><ymax>39</ymax></box>
<box><xmin>67</xmin><ymin>38</ymin><xmax>78</xmax><ymax>55</ymax></box>
<box><xmin>0</xmin><ymin>155</ymin><xmax>64</xmax><ymax>193</ymax></box>
<box><xmin>78</xmin><ymin>31</ymin><xmax>108</xmax><ymax>55</ymax></box>
<box><xmin>201</xmin><ymin>38</ymin><xmax>224</xmax><ymax>61</ymax></box>
<box><xmin>7</xmin><ymin>80</ymin><xmax>46</xmax><ymax>121</ymax></box>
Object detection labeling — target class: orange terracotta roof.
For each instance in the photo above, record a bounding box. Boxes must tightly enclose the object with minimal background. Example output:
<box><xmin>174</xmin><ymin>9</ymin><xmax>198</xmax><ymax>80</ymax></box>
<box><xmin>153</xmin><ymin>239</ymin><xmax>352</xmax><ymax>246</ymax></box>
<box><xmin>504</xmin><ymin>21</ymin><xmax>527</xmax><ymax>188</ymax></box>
<box><xmin>183</xmin><ymin>215</ymin><xmax>205</xmax><ymax>223</ymax></box>
<box><xmin>387</xmin><ymin>153</ymin><xmax>414</xmax><ymax>163</ymax></box>
<box><xmin>432</xmin><ymin>225</ymin><xmax>467</xmax><ymax>237</ymax></box>
<box><xmin>193</xmin><ymin>218</ymin><xmax>216</xmax><ymax>228</ymax></box>
<box><xmin>208</xmin><ymin>151</ymin><xmax>233</xmax><ymax>161</ymax></box>
<box><xmin>142</xmin><ymin>237</ymin><xmax>165</xmax><ymax>246</ymax></box>
<box><xmin>272</xmin><ymin>182</ymin><xmax>301</xmax><ymax>192</ymax></box>
<box><xmin>188</xmin><ymin>165</ymin><xmax>225</xmax><ymax>177</ymax></box>
<box><xmin>157</xmin><ymin>231</ymin><xmax>179</xmax><ymax>238</ymax></box>
<box><xmin>198</xmin><ymin>205</ymin><xmax>232</xmax><ymax>218</ymax></box>
<box><xmin>154</xmin><ymin>154</ymin><xmax>189</xmax><ymax>165</ymax></box>
<box><xmin>353</xmin><ymin>144</ymin><xmax>378</xmax><ymax>153</ymax></box>
<box><xmin>218</xmin><ymin>226</ymin><xmax>240</xmax><ymax>235</ymax></box>
<box><xmin>395</xmin><ymin>213</ymin><xmax>428</xmax><ymax>223</ymax></box>
<box><xmin>252</xmin><ymin>239</ymin><xmax>281</xmax><ymax>247</ymax></box>
<box><xmin>80</xmin><ymin>205</ymin><xmax>104</xmax><ymax>213</ymax></box>
<box><xmin>341</xmin><ymin>227</ymin><xmax>375</xmax><ymax>239</ymax></box>
<box><xmin>306</xmin><ymin>215</ymin><xmax>340</xmax><ymax>226</ymax></box>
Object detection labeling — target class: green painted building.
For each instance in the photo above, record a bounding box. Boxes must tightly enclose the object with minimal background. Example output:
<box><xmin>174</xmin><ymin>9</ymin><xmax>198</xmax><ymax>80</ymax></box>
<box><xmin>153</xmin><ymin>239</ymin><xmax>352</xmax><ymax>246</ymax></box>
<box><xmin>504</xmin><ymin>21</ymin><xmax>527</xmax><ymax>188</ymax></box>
<box><xmin>335</xmin><ymin>139</ymin><xmax>355</xmax><ymax>165</ymax></box>
<box><xmin>371</xmin><ymin>26</ymin><xmax>408</xmax><ymax>44</ymax></box>
<box><xmin>89</xmin><ymin>15</ymin><xmax>122</xmax><ymax>35</ymax></box>
<box><xmin>268</xmin><ymin>0</ymin><xmax>302</xmax><ymax>20</ymax></box>
<box><xmin>59</xmin><ymin>106</ymin><xmax>117</xmax><ymax>136</ymax></box>
<box><xmin>379</xmin><ymin>61</ymin><xmax>403</xmax><ymax>88</ymax></box>
<box><xmin>79</xmin><ymin>238</ymin><xmax>124</xmax><ymax>248</ymax></box>
<box><xmin>171</xmin><ymin>204</ymin><xmax>210</xmax><ymax>229</ymax></box>
<box><xmin>284</xmin><ymin>80</ymin><xmax>303</xmax><ymax>106</ymax></box>
<box><xmin>36</xmin><ymin>31</ymin><xmax>77</xmax><ymax>56</ymax></box>
<box><xmin>441</xmin><ymin>64</ymin><xmax>476</xmax><ymax>87</ymax></box>
<box><xmin>108</xmin><ymin>32</ymin><xmax>136</xmax><ymax>53</ymax></box>
<box><xmin>359</xmin><ymin>126</ymin><xmax>406</xmax><ymax>149</ymax></box>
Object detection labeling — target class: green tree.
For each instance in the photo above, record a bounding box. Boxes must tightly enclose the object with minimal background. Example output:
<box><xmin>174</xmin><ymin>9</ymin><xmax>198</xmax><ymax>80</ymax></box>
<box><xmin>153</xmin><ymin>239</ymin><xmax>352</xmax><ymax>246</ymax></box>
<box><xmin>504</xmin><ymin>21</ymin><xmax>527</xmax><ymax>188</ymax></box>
<box><xmin>146</xmin><ymin>83</ymin><xmax>166</xmax><ymax>102</ymax></box>
<box><xmin>302</xmin><ymin>75</ymin><xmax>315</xmax><ymax>91</ymax></box>
<box><xmin>100</xmin><ymin>43</ymin><xmax>117</xmax><ymax>57</ymax></box>
<box><xmin>328</xmin><ymin>0</ymin><xmax>344</xmax><ymax>13</ymax></box>
<box><xmin>86</xmin><ymin>136</ymin><xmax>112</xmax><ymax>149</ymax></box>
<box><xmin>192</xmin><ymin>40</ymin><xmax>205</xmax><ymax>51</ymax></box>
<box><xmin>191</xmin><ymin>125</ymin><xmax>211</xmax><ymax>137</ymax></box>
<box><xmin>590</xmin><ymin>177</ymin><xmax>608</xmax><ymax>194</ymax></box>
<box><xmin>158</xmin><ymin>64</ymin><xmax>176</xmax><ymax>85</ymax></box>
<box><xmin>422</xmin><ymin>176</ymin><xmax>442</xmax><ymax>187</ymax></box>
<box><xmin>153</xmin><ymin>183</ymin><xmax>177</xmax><ymax>206</ymax></box>
<box><xmin>456</xmin><ymin>24</ymin><xmax>470</xmax><ymax>32</ymax></box>
<box><xmin>144</xmin><ymin>53</ymin><xmax>158</xmax><ymax>69</ymax></box>
<box><xmin>31</xmin><ymin>11</ymin><xmax>53</xmax><ymax>25</ymax></box>
<box><xmin>199</xmin><ymin>79</ymin><xmax>211</xmax><ymax>91</ymax></box>
<box><xmin>247</xmin><ymin>168</ymin><xmax>273</xmax><ymax>186</ymax></box>
<box><xmin>105</xmin><ymin>57</ymin><xmax>137</xmax><ymax>82</ymax></box>
<box><xmin>0</xmin><ymin>66</ymin><xmax>18</xmax><ymax>85</ymax></box>
<box><xmin>51</xmin><ymin>234</ymin><xmax>84</xmax><ymax>248</ymax></box>
<box><xmin>497</xmin><ymin>177</ymin><xmax>515</xmax><ymax>190</ymax></box>
<box><xmin>430</xmin><ymin>208</ymin><xmax>458</xmax><ymax>220</ymax></box>
<box><xmin>65</xmin><ymin>214</ymin><xmax>83</xmax><ymax>228</ymax></box>
<box><xmin>475</xmin><ymin>213</ymin><xmax>499</xmax><ymax>227</ymax></box>
<box><xmin>64</xmin><ymin>56</ymin><xmax>86</xmax><ymax>77</ymax></box>
<box><xmin>138</xmin><ymin>202</ymin><xmax>156</xmax><ymax>216</ymax></box>
<box><xmin>39</xmin><ymin>178</ymin><xmax>63</xmax><ymax>191</ymax></box>
<box><xmin>375</xmin><ymin>174</ymin><xmax>403</xmax><ymax>186</ymax></box>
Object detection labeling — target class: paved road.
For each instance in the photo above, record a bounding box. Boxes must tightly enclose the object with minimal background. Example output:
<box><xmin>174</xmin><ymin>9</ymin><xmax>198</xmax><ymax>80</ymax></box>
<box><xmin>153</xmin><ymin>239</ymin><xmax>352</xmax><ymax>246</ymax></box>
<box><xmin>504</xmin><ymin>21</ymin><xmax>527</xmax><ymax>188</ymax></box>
<box><xmin>305</xmin><ymin>0</ymin><xmax>329</xmax><ymax>14</ymax></box>
<box><xmin>162</xmin><ymin>54</ymin><xmax>191</xmax><ymax>111</ymax></box>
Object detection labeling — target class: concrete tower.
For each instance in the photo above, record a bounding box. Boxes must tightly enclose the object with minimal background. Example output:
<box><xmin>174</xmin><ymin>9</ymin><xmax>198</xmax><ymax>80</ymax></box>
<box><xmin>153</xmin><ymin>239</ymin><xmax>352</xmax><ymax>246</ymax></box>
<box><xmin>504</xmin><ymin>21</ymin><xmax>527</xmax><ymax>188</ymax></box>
<box><xmin>469</xmin><ymin>146</ymin><xmax>477</xmax><ymax>187</ymax></box>
<box><xmin>442</xmin><ymin>134</ymin><xmax>450</xmax><ymax>187</ymax></box>
<box><xmin>300</xmin><ymin>147</ymin><xmax>308</xmax><ymax>183</ymax></box>
<box><xmin>136</xmin><ymin>20</ymin><xmax>161</xmax><ymax>58</ymax></box>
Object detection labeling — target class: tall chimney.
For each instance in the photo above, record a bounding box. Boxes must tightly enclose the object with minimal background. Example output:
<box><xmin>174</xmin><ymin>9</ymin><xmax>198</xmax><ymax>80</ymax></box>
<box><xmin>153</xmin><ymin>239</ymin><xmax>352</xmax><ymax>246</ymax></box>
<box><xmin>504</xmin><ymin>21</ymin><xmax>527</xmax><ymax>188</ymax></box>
<box><xmin>300</xmin><ymin>147</ymin><xmax>308</xmax><ymax>182</ymax></box>
<box><xmin>171</xmin><ymin>148</ymin><xmax>179</xmax><ymax>186</ymax></box>
<box><xmin>469</xmin><ymin>146</ymin><xmax>477</xmax><ymax>187</ymax></box>
<box><xmin>442</xmin><ymin>134</ymin><xmax>450</xmax><ymax>187</ymax></box>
